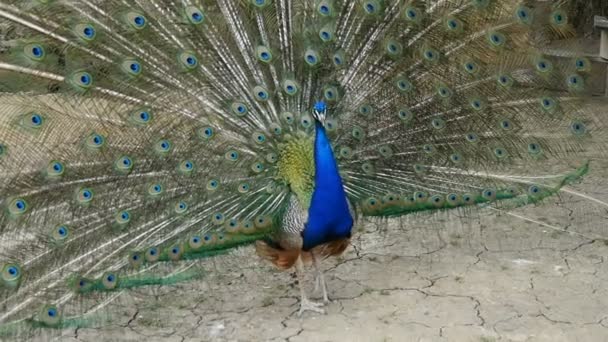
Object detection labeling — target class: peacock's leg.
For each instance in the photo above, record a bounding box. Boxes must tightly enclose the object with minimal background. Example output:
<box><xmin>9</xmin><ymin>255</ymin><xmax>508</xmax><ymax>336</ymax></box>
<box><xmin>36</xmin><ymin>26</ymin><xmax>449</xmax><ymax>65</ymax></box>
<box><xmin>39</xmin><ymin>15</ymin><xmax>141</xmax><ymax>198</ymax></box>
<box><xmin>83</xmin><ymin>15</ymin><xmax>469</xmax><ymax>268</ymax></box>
<box><xmin>295</xmin><ymin>255</ymin><xmax>325</xmax><ymax>316</ymax></box>
<box><xmin>313</xmin><ymin>272</ymin><xmax>321</xmax><ymax>293</ymax></box>
<box><xmin>311</xmin><ymin>253</ymin><xmax>330</xmax><ymax>304</ymax></box>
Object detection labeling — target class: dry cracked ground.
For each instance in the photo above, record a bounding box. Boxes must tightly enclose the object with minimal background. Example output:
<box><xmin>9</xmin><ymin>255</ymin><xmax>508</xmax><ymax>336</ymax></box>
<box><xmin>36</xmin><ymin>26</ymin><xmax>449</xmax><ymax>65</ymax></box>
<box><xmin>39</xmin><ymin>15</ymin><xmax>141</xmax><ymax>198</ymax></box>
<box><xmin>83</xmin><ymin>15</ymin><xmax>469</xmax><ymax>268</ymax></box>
<box><xmin>32</xmin><ymin>143</ymin><xmax>608</xmax><ymax>342</ymax></box>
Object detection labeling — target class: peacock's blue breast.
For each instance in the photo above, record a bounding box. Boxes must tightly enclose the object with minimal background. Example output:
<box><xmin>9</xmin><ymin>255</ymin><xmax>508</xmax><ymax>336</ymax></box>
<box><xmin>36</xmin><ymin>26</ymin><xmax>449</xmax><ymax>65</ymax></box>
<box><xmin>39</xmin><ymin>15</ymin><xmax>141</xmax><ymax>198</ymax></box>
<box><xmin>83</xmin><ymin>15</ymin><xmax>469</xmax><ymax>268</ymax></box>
<box><xmin>302</xmin><ymin>122</ymin><xmax>353</xmax><ymax>251</ymax></box>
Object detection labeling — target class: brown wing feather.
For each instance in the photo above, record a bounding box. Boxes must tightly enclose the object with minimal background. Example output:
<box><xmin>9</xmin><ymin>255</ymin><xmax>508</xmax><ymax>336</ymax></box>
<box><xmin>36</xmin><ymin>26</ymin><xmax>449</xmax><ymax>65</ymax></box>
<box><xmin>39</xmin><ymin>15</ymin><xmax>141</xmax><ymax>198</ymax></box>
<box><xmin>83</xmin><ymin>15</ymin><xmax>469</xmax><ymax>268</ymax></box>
<box><xmin>255</xmin><ymin>241</ymin><xmax>301</xmax><ymax>270</ymax></box>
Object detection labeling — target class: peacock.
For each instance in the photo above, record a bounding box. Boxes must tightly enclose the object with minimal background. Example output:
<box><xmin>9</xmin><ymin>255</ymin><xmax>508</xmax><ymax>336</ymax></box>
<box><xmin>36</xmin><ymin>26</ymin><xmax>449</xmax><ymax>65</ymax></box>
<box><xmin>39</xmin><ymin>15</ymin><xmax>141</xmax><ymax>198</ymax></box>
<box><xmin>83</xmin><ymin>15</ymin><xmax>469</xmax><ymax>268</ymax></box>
<box><xmin>0</xmin><ymin>0</ymin><xmax>606</xmax><ymax>338</ymax></box>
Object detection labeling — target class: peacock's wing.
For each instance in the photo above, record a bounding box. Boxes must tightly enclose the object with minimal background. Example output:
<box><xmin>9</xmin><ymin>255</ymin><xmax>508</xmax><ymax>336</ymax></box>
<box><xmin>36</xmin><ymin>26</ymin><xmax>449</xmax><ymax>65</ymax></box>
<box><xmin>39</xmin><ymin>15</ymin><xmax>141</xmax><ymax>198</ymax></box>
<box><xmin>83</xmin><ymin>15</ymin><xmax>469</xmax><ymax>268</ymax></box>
<box><xmin>322</xmin><ymin>1</ymin><xmax>608</xmax><ymax>218</ymax></box>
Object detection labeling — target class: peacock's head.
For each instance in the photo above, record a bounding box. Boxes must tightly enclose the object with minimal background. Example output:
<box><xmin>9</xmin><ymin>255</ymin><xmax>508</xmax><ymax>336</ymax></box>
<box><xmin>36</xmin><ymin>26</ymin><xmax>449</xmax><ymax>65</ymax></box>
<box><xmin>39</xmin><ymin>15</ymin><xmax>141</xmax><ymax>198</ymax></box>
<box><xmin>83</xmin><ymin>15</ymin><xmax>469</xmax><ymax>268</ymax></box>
<box><xmin>312</xmin><ymin>101</ymin><xmax>327</xmax><ymax>124</ymax></box>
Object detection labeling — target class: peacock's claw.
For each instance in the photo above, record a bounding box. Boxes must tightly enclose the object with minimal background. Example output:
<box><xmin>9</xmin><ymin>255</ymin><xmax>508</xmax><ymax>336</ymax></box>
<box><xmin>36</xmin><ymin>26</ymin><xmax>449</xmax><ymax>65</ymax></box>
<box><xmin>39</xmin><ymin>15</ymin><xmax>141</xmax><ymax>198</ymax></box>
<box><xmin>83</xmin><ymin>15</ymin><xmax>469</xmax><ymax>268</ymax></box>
<box><xmin>298</xmin><ymin>297</ymin><xmax>326</xmax><ymax>316</ymax></box>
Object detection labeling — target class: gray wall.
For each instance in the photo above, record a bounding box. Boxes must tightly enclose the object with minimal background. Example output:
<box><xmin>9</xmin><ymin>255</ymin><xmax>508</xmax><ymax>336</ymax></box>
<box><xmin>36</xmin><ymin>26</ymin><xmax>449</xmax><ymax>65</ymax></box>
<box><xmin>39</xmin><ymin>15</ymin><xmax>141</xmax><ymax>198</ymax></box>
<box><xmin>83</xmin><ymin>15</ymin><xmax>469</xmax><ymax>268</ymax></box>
<box><xmin>569</xmin><ymin>0</ymin><xmax>608</xmax><ymax>36</ymax></box>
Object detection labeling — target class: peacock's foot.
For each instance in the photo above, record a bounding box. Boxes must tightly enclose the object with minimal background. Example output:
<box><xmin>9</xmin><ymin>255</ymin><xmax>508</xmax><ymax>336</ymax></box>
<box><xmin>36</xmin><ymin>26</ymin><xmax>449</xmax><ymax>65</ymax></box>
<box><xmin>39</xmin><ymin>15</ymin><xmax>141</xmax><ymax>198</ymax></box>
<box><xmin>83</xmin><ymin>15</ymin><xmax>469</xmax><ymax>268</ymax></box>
<box><xmin>298</xmin><ymin>297</ymin><xmax>326</xmax><ymax>316</ymax></box>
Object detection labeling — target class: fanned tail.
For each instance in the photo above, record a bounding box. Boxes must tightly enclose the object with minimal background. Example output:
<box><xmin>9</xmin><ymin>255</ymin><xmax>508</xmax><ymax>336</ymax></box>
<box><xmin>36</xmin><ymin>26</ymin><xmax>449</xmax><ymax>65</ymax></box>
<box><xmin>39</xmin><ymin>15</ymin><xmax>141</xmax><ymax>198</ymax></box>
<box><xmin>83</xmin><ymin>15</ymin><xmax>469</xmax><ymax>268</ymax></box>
<box><xmin>320</xmin><ymin>1</ymin><xmax>607</xmax><ymax>219</ymax></box>
<box><xmin>0</xmin><ymin>0</ymin><xmax>295</xmax><ymax>334</ymax></box>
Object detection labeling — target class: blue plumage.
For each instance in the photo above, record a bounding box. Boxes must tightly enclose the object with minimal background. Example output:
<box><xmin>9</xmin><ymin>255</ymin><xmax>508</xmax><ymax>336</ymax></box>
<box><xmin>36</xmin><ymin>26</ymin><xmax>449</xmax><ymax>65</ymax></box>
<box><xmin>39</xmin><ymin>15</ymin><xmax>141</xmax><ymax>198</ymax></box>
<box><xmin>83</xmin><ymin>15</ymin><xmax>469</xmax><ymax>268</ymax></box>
<box><xmin>303</xmin><ymin>118</ymin><xmax>353</xmax><ymax>251</ymax></box>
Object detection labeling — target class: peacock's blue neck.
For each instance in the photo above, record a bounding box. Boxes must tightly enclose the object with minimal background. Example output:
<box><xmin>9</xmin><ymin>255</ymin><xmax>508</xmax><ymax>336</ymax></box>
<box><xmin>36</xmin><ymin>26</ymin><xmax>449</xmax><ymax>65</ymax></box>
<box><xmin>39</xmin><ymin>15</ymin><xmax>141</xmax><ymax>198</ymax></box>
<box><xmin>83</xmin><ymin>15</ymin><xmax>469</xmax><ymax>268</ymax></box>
<box><xmin>302</xmin><ymin>122</ymin><xmax>353</xmax><ymax>251</ymax></box>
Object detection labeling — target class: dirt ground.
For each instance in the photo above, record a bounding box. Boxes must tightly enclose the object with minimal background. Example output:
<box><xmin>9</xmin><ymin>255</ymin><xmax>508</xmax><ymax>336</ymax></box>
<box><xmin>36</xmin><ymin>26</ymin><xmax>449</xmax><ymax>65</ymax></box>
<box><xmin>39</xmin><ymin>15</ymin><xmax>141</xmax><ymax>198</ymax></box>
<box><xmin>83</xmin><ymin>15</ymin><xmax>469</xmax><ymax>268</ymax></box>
<box><xmin>32</xmin><ymin>145</ymin><xmax>608</xmax><ymax>342</ymax></box>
